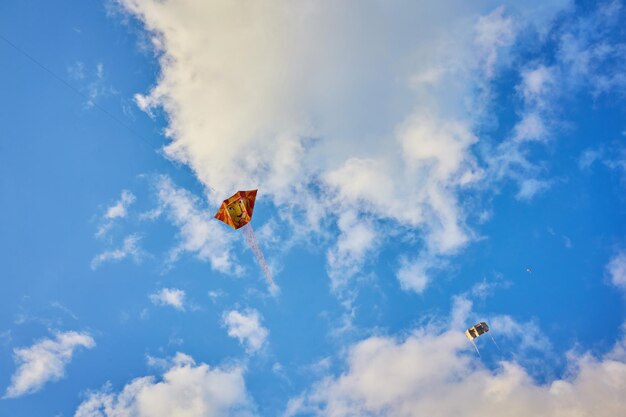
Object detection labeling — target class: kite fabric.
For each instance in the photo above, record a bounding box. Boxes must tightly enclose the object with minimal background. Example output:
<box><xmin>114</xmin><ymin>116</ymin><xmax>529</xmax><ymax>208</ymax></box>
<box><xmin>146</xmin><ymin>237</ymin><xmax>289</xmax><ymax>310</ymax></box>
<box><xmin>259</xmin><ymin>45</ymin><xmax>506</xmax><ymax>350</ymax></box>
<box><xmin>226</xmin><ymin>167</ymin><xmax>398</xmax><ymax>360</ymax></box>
<box><xmin>465</xmin><ymin>321</ymin><xmax>489</xmax><ymax>341</ymax></box>
<box><xmin>214</xmin><ymin>190</ymin><xmax>258</xmax><ymax>230</ymax></box>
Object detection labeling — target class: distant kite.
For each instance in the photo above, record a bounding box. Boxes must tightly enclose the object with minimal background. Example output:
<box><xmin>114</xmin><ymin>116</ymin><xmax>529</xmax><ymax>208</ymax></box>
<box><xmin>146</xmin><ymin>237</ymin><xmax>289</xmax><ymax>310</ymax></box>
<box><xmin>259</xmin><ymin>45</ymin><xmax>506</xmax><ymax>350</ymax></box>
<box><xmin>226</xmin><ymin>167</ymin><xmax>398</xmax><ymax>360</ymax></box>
<box><xmin>214</xmin><ymin>190</ymin><xmax>276</xmax><ymax>291</ymax></box>
<box><xmin>465</xmin><ymin>321</ymin><xmax>498</xmax><ymax>355</ymax></box>
<box><xmin>465</xmin><ymin>321</ymin><xmax>489</xmax><ymax>341</ymax></box>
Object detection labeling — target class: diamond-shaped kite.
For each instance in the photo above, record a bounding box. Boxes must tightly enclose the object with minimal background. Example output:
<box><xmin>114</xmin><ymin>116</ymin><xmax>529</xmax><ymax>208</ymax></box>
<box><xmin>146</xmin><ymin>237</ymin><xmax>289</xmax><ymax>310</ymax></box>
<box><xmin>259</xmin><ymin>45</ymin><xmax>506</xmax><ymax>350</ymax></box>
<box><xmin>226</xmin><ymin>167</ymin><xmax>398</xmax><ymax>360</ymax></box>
<box><xmin>214</xmin><ymin>190</ymin><xmax>257</xmax><ymax>230</ymax></box>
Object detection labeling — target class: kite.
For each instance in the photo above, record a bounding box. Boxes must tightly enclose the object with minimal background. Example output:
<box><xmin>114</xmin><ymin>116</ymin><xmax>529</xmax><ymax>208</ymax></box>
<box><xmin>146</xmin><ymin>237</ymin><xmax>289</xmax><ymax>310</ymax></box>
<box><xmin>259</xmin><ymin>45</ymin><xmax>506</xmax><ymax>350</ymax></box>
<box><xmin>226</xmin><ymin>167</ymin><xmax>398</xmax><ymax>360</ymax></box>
<box><xmin>465</xmin><ymin>321</ymin><xmax>498</xmax><ymax>355</ymax></box>
<box><xmin>214</xmin><ymin>190</ymin><xmax>276</xmax><ymax>291</ymax></box>
<box><xmin>214</xmin><ymin>190</ymin><xmax>257</xmax><ymax>230</ymax></box>
<box><xmin>465</xmin><ymin>321</ymin><xmax>489</xmax><ymax>341</ymax></box>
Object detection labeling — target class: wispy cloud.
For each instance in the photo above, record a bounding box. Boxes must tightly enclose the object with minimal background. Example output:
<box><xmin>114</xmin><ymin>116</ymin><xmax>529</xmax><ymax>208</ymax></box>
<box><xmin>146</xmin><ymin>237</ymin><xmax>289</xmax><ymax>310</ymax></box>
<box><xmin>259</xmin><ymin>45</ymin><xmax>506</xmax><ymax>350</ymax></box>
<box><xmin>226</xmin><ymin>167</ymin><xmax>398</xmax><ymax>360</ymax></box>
<box><xmin>5</xmin><ymin>331</ymin><xmax>95</xmax><ymax>398</ymax></box>
<box><xmin>96</xmin><ymin>190</ymin><xmax>136</xmax><ymax>238</ymax></box>
<box><xmin>475</xmin><ymin>6</ymin><xmax>518</xmax><ymax>79</ymax></box>
<box><xmin>67</xmin><ymin>61</ymin><xmax>114</xmax><ymax>108</ymax></box>
<box><xmin>325</xmin><ymin>211</ymin><xmax>379</xmax><ymax>290</ymax></box>
<box><xmin>483</xmin><ymin>1</ymin><xmax>626</xmax><ymax>201</ymax></box>
<box><xmin>149</xmin><ymin>288</ymin><xmax>186</xmax><ymax>311</ymax></box>
<box><xmin>470</xmin><ymin>274</ymin><xmax>512</xmax><ymax>300</ymax></box>
<box><xmin>223</xmin><ymin>309</ymin><xmax>268</xmax><ymax>353</ymax></box>
<box><xmin>558</xmin><ymin>0</ymin><xmax>626</xmax><ymax>96</ymax></box>
<box><xmin>105</xmin><ymin>190</ymin><xmax>136</xmax><ymax>220</ymax></box>
<box><xmin>151</xmin><ymin>176</ymin><xmax>240</xmax><ymax>274</ymax></box>
<box><xmin>396</xmin><ymin>252</ymin><xmax>446</xmax><ymax>294</ymax></box>
<box><xmin>90</xmin><ymin>234</ymin><xmax>142</xmax><ymax>270</ymax></box>
<box><xmin>579</xmin><ymin>143</ymin><xmax>626</xmax><ymax>183</ymax></box>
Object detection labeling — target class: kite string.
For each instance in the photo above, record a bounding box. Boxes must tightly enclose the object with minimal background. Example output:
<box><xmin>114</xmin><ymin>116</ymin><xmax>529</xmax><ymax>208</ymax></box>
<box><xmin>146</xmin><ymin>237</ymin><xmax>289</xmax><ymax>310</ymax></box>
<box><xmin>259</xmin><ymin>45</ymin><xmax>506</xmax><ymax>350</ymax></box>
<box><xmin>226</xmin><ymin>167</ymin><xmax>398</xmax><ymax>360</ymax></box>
<box><xmin>471</xmin><ymin>339</ymin><xmax>481</xmax><ymax>357</ymax></box>
<box><xmin>0</xmin><ymin>31</ymin><xmax>154</xmax><ymax>148</ymax></box>
<box><xmin>241</xmin><ymin>223</ymin><xmax>275</xmax><ymax>289</ymax></box>
<box><xmin>489</xmin><ymin>333</ymin><xmax>501</xmax><ymax>351</ymax></box>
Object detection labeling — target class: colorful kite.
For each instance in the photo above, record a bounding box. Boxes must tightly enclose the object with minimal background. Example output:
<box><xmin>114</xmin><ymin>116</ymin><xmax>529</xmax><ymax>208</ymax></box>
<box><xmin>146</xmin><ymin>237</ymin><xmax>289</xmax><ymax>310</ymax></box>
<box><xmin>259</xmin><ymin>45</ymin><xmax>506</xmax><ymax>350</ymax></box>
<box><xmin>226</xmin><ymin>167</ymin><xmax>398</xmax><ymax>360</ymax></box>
<box><xmin>214</xmin><ymin>189</ymin><xmax>258</xmax><ymax>230</ymax></box>
<box><xmin>214</xmin><ymin>190</ymin><xmax>276</xmax><ymax>291</ymax></box>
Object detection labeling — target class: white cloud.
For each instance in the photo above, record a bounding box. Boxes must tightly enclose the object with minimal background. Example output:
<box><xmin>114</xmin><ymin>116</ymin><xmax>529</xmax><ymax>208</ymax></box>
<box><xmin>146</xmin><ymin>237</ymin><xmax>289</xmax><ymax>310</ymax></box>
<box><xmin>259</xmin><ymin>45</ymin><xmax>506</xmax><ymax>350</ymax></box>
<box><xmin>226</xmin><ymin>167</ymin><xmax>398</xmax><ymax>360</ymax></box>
<box><xmin>91</xmin><ymin>234</ymin><xmax>142</xmax><ymax>269</ymax></box>
<box><xmin>5</xmin><ymin>331</ymin><xmax>95</xmax><ymax>398</ymax></box>
<box><xmin>516</xmin><ymin>178</ymin><xmax>552</xmax><ymax>201</ymax></box>
<box><xmin>105</xmin><ymin>190</ymin><xmax>136</xmax><ymax>219</ymax></box>
<box><xmin>482</xmin><ymin>0</ymin><xmax>626</xmax><ymax>200</ymax></box>
<box><xmin>287</xmin><ymin>314</ymin><xmax>626</xmax><ymax>417</ymax></box>
<box><xmin>208</xmin><ymin>290</ymin><xmax>224</xmax><ymax>303</ymax></box>
<box><xmin>74</xmin><ymin>354</ymin><xmax>254</xmax><ymax>417</ymax></box>
<box><xmin>96</xmin><ymin>190</ymin><xmax>137</xmax><ymax>238</ymax></box>
<box><xmin>513</xmin><ymin>112</ymin><xmax>548</xmax><ymax>143</ymax></box>
<box><xmin>602</xmin><ymin>148</ymin><xmax>626</xmax><ymax>178</ymax></box>
<box><xmin>149</xmin><ymin>288</ymin><xmax>186</xmax><ymax>310</ymax></box>
<box><xmin>325</xmin><ymin>211</ymin><xmax>379</xmax><ymax>290</ymax></box>
<box><xmin>607</xmin><ymin>250</ymin><xmax>626</xmax><ymax>290</ymax></box>
<box><xmin>474</xmin><ymin>6</ymin><xmax>517</xmax><ymax>79</ymax></box>
<box><xmin>146</xmin><ymin>352</ymin><xmax>194</xmax><ymax>371</ymax></box>
<box><xmin>483</xmin><ymin>62</ymin><xmax>557</xmax><ymax>201</ymax></box>
<box><xmin>558</xmin><ymin>0</ymin><xmax>626</xmax><ymax>96</ymax></box>
<box><xmin>152</xmin><ymin>176</ymin><xmax>239</xmax><ymax>274</ymax></box>
<box><xmin>222</xmin><ymin>309</ymin><xmax>268</xmax><ymax>353</ymax></box>
<box><xmin>579</xmin><ymin>147</ymin><xmax>603</xmax><ymax>169</ymax></box>
<box><xmin>396</xmin><ymin>253</ymin><xmax>446</xmax><ymax>294</ymax></box>
<box><xmin>578</xmin><ymin>144</ymin><xmax>626</xmax><ymax>183</ymax></box>
<box><xmin>470</xmin><ymin>275</ymin><xmax>511</xmax><ymax>299</ymax></box>
<box><xmin>117</xmin><ymin>0</ymin><xmax>572</xmax><ymax>293</ymax></box>
<box><xmin>490</xmin><ymin>315</ymin><xmax>552</xmax><ymax>353</ymax></box>
<box><xmin>67</xmin><ymin>61</ymin><xmax>113</xmax><ymax>107</ymax></box>
<box><xmin>519</xmin><ymin>65</ymin><xmax>556</xmax><ymax>109</ymax></box>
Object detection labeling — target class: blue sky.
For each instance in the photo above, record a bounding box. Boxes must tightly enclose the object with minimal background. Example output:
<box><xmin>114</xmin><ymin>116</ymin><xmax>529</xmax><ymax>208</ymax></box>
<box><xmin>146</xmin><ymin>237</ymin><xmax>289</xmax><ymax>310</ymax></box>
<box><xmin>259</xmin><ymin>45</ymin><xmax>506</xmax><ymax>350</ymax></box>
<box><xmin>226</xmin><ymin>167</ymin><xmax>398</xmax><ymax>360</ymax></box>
<box><xmin>1</xmin><ymin>0</ymin><xmax>626</xmax><ymax>416</ymax></box>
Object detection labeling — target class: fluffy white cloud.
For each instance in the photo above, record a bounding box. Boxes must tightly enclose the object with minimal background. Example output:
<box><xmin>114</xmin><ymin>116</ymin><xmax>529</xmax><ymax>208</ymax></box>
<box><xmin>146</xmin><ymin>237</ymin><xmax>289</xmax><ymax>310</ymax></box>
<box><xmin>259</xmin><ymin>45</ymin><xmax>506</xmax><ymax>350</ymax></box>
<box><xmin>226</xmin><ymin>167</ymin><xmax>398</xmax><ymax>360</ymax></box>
<box><xmin>91</xmin><ymin>234</ymin><xmax>143</xmax><ymax>269</ymax></box>
<box><xmin>287</xmin><ymin>308</ymin><xmax>626</xmax><ymax>417</ymax></box>
<box><xmin>5</xmin><ymin>331</ymin><xmax>95</xmax><ymax>398</ymax></box>
<box><xmin>223</xmin><ymin>309</ymin><xmax>268</xmax><ymax>353</ymax></box>
<box><xmin>607</xmin><ymin>251</ymin><xmax>626</xmax><ymax>290</ymax></box>
<box><xmin>117</xmin><ymin>0</ymin><xmax>573</xmax><ymax>292</ymax></box>
<box><xmin>149</xmin><ymin>288</ymin><xmax>186</xmax><ymax>310</ymax></box>
<box><xmin>74</xmin><ymin>354</ymin><xmax>254</xmax><ymax>417</ymax></box>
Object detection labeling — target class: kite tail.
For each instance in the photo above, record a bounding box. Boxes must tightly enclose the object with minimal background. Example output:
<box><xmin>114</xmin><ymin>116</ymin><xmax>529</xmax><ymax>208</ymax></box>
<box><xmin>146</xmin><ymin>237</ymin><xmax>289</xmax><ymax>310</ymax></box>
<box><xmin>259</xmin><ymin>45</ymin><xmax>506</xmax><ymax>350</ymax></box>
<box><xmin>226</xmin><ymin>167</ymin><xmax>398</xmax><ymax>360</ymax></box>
<box><xmin>241</xmin><ymin>223</ymin><xmax>277</xmax><ymax>291</ymax></box>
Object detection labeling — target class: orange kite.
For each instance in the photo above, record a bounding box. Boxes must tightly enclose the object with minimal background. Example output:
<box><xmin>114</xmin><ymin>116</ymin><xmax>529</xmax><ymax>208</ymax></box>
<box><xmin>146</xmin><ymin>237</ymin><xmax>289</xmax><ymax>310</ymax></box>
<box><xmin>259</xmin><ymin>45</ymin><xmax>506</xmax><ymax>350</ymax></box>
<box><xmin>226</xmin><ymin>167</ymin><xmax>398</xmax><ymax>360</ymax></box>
<box><xmin>214</xmin><ymin>190</ymin><xmax>258</xmax><ymax>230</ymax></box>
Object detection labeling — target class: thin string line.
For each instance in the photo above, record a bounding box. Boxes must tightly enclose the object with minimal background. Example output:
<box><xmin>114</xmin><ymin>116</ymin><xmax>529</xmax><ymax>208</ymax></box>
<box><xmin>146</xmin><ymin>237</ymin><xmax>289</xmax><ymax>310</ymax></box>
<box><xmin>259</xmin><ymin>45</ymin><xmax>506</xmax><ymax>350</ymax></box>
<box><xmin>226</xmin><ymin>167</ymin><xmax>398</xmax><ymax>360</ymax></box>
<box><xmin>0</xmin><ymin>31</ymin><xmax>155</xmax><ymax>146</ymax></box>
